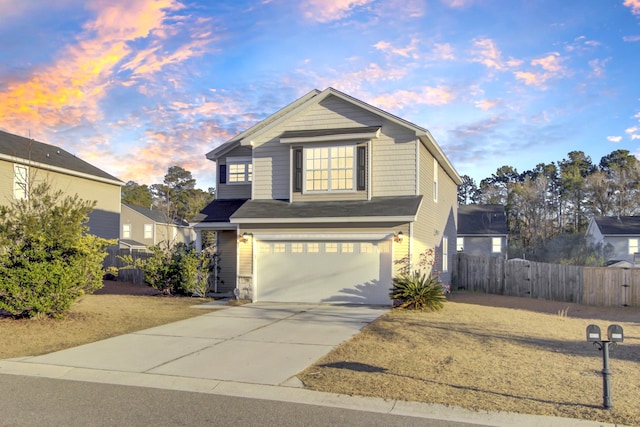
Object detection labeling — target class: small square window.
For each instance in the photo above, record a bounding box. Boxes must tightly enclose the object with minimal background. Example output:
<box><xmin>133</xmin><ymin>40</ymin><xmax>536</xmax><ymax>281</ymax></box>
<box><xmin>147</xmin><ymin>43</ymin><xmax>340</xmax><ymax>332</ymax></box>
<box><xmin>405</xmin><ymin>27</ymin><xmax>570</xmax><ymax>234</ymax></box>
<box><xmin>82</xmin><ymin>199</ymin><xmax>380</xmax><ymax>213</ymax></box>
<box><xmin>341</xmin><ymin>243</ymin><xmax>354</xmax><ymax>253</ymax></box>
<box><xmin>307</xmin><ymin>243</ymin><xmax>319</xmax><ymax>253</ymax></box>
<box><xmin>273</xmin><ymin>243</ymin><xmax>286</xmax><ymax>253</ymax></box>
<box><xmin>325</xmin><ymin>243</ymin><xmax>338</xmax><ymax>253</ymax></box>
<box><xmin>291</xmin><ymin>243</ymin><xmax>304</xmax><ymax>253</ymax></box>
<box><xmin>259</xmin><ymin>243</ymin><xmax>271</xmax><ymax>254</ymax></box>
<box><xmin>360</xmin><ymin>243</ymin><xmax>374</xmax><ymax>253</ymax></box>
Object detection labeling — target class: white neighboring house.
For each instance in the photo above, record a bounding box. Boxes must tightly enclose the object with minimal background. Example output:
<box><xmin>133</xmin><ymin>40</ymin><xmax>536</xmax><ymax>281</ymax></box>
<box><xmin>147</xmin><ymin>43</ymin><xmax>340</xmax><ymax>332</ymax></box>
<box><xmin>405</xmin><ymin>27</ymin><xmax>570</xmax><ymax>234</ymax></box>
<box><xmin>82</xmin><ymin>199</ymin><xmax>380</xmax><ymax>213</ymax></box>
<box><xmin>586</xmin><ymin>216</ymin><xmax>640</xmax><ymax>266</ymax></box>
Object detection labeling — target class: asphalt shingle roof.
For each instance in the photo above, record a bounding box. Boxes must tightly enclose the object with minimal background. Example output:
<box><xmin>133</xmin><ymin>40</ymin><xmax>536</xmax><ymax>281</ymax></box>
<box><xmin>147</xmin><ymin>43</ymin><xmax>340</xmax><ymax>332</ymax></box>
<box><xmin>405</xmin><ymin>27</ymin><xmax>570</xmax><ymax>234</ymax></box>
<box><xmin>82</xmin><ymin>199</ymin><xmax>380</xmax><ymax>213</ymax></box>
<box><xmin>458</xmin><ymin>204</ymin><xmax>508</xmax><ymax>235</ymax></box>
<box><xmin>125</xmin><ymin>204</ymin><xmax>190</xmax><ymax>226</ymax></box>
<box><xmin>230</xmin><ymin>196</ymin><xmax>422</xmax><ymax>220</ymax></box>
<box><xmin>593</xmin><ymin>216</ymin><xmax>640</xmax><ymax>235</ymax></box>
<box><xmin>191</xmin><ymin>199</ymin><xmax>249</xmax><ymax>223</ymax></box>
<box><xmin>0</xmin><ymin>129</ymin><xmax>122</xmax><ymax>183</ymax></box>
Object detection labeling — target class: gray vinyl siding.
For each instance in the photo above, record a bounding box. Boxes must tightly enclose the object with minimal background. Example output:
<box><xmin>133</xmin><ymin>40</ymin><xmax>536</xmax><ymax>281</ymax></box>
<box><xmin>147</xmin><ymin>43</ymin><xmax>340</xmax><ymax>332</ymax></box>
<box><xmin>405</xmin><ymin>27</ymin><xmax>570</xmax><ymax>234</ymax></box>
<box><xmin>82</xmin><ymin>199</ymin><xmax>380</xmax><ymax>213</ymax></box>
<box><xmin>217</xmin><ymin>146</ymin><xmax>252</xmax><ymax>200</ymax></box>
<box><xmin>459</xmin><ymin>236</ymin><xmax>506</xmax><ymax>258</ymax></box>
<box><xmin>120</xmin><ymin>205</ymin><xmax>194</xmax><ymax>247</ymax></box>
<box><xmin>412</xmin><ymin>143</ymin><xmax>458</xmax><ymax>284</ymax></box>
<box><xmin>251</xmin><ymin>95</ymin><xmax>418</xmax><ymax>200</ymax></box>
<box><xmin>601</xmin><ymin>236</ymin><xmax>639</xmax><ymax>263</ymax></box>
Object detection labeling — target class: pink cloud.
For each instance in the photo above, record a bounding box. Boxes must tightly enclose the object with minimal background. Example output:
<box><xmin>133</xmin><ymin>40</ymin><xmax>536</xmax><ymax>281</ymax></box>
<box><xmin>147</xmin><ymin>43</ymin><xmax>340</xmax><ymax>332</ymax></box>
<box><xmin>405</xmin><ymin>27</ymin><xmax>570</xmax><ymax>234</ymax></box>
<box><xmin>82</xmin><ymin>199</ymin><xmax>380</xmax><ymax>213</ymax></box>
<box><xmin>301</xmin><ymin>0</ymin><xmax>373</xmax><ymax>23</ymax></box>
<box><xmin>624</xmin><ymin>0</ymin><xmax>640</xmax><ymax>15</ymax></box>
<box><xmin>514</xmin><ymin>53</ymin><xmax>567</xmax><ymax>87</ymax></box>
<box><xmin>374</xmin><ymin>38</ymin><xmax>420</xmax><ymax>58</ymax></box>
<box><xmin>475</xmin><ymin>99</ymin><xmax>499</xmax><ymax>111</ymax></box>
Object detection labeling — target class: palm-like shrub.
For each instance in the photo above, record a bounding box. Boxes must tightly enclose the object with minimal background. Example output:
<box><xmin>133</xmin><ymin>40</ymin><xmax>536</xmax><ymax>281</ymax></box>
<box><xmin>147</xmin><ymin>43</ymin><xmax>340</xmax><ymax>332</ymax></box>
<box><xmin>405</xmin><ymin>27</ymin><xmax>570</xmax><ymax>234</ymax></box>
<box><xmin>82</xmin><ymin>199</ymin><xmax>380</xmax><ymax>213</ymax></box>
<box><xmin>390</xmin><ymin>270</ymin><xmax>446</xmax><ymax>311</ymax></box>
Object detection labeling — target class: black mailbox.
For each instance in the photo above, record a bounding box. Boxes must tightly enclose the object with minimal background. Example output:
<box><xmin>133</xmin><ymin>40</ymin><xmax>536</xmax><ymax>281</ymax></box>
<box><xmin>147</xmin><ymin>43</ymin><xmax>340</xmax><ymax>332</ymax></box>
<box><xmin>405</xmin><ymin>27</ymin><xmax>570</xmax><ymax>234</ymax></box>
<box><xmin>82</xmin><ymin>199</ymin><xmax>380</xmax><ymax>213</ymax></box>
<box><xmin>586</xmin><ymin>324</ymin><xmax>602</xmax><ymax>342</ymax></box>
<box><xmin>607</xmin><ymin>324</ymin><xmax>624</xmax><ymax>343</ymax></box>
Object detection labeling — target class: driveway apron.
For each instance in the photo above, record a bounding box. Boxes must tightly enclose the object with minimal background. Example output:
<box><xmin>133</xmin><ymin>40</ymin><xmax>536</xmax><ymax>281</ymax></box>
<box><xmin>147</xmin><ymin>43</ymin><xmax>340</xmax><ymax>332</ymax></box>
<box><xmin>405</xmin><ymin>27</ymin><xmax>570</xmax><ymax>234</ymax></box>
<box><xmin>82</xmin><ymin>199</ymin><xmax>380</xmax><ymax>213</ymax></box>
<box><xmin>10</xmin><ymin>303</ymin><xmax>388</xmax><ymax>386</ymax></box>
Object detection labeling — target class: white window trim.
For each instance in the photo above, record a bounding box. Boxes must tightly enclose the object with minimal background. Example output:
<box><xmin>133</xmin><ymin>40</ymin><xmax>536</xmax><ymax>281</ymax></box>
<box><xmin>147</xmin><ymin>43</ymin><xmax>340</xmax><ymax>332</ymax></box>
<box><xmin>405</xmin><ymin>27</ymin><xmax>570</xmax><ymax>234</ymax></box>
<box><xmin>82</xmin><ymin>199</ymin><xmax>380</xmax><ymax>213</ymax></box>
<box><xmin>442</xmin><ymin>235</ymin><xmax>448</xmax><ymax>272</ymax></box>
<box><xmin>303</xmin><ymin>143</ymin><xmax>356</xmax><ymax>194</ymax></box>
<box><xmin>433</xmin><ymin>158</ymin><xmax>439</xmax><ymax>202</ymax></box>
<box><xmin>227</xmin><ymin>156</ymin><xmax>252</xmax><ymax>185</ymax></box>
<box><xmin>492</xmin><ymin>237</ymin><xmax>502</xmax><ymax>253</ymax></box>
<box><xmin>123</xmin><ymin>224</ymin><xmax>131</xmax><ymax>239</ymax></box>
<box><xmin>144</xmin><ymin>224</ymin><xmax>153</xmax><ymax>240</ymax></box>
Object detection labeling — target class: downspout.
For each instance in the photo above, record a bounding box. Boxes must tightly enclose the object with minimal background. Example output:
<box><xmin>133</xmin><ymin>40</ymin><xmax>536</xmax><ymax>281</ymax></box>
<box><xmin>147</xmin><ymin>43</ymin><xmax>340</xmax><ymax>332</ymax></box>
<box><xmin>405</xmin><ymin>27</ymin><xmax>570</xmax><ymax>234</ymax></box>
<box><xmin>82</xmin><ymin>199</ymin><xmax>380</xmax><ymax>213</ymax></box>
<box><xmin>408</xmin><ymin>222</ymin><xmax>414</xmax><ymax>272</ymax></box>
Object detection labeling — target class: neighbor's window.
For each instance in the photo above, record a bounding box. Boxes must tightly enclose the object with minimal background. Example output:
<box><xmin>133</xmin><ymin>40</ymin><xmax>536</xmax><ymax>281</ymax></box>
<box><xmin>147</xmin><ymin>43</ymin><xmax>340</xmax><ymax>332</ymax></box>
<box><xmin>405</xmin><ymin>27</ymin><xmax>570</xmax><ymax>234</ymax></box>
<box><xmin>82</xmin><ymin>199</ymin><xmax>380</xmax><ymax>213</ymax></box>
<box><xmin>457</xmin><ymin>237</ymin><xmax>464</xmax><ymax>252</ymax></box>
<box><xmin>123</xmin><ymin>224</ymin><xmax>131</xmax><ymax>239</ymax></box>
<box><xmin>305</xmin><ymin>145</ymin><xmax>354</xmax><ymax>192</ymax></box>
<box><xmin>227</xmin><ymin>157</ymin><xmax>252</xmax><ymax>184</ymax></box>
<box><xmin>442</xmin><ymin>236</ymin><xmax>448</xmax><ymax>272</ymax></box>
<box><xmin>492</xmin><ymin>237</ymin><xmax>502</xmax><ymax>253</ymax></box>
<box><xmin>144</xmin><ymin>224</ymin><xmax>153</xmax><ymax>239</ymax></box>
<box><xmin>629</xmin><ymin>238</ymin><xmax>639</xmax><ymax>255</ymax></box>
<box><xmin>13</xmin><ymin>164</ymin><xmax>28</xmax><ymax>200</ymax></box>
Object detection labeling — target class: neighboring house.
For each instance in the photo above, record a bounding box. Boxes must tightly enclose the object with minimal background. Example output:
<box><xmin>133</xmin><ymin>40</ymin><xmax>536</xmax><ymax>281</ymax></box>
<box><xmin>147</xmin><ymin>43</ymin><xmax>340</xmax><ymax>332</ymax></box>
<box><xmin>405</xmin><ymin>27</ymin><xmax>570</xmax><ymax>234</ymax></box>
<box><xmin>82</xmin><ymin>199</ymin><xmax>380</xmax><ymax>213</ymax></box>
<box><xmin>457</xmin><ymin>204</ymin><xmax>508</xmax><ymax>258</ymax></box>
<box><xmin>192</xmin><ymin>87</ymin><xmax>462</xmax><ymax>304</ymax></box>
<box><xmin>586</xmin><ymin>216</ymin><xmax>640</xmax><ymax>266</ymax></box>
<box><xmin>120</xmin><ymin>203</ymin><xmax>195</xmax><ymax>250</ymax></box>
<box><xmin>0</xmin><ymin>129</ymin><xmax>122</xmax><ymax>240</ymax></box>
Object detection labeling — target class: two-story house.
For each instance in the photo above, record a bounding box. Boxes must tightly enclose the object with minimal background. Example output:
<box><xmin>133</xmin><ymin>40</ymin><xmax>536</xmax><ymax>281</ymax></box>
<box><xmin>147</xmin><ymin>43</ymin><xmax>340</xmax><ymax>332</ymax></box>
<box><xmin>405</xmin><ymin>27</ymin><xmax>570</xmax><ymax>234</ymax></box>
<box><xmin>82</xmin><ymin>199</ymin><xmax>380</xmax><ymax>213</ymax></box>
<box><xmin>120</xmin><ymin>203</ymin><xmax>195</xmax><ymax>250</ymax></box>
<box><xmin>0</xmin><ymin>129</ymin><xmax>122</xmax><ymax>240</ymax></box>
<box><xmin>192</xmin><ymin>88</ymin><xmax>462</xmax><ymax>304</ymax></box>
<box><xmin>586</xmin><ymin>216</ymin><xmax>640</xmax><ymax>266</ymax></box>
<box><xmin>457</xmin><ymin>204</ymin><xmax>508</xmax><ymax>258</ymax></box>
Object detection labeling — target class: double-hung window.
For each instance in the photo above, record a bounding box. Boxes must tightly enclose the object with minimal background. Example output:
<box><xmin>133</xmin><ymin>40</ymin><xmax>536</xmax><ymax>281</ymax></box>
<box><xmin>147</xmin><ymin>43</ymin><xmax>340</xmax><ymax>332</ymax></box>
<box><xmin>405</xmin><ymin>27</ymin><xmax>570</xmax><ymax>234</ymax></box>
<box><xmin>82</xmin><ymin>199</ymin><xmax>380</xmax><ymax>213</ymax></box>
<box><xmin>492</xmin><ymin>237</ymin><xmax>502</xmax><ymax>253</ymax></box>
<box><xmin>144</xmin><ymin>224</ymin><xmax>153</xmax><ymax>240</ymax></box>
<box><xmin>629</xmin><ymin>238</ymin><xmax>639</xmax><ymax>255</ymax></box>
<box><xmin>224</xmin><ymin>157</ymin><xmax>252</xmax><ymax>184</ymax></box>
<box><xmin>305</xmin><ymin>145</ymin><xmax>355</xmax><ymax>192</ymax></box>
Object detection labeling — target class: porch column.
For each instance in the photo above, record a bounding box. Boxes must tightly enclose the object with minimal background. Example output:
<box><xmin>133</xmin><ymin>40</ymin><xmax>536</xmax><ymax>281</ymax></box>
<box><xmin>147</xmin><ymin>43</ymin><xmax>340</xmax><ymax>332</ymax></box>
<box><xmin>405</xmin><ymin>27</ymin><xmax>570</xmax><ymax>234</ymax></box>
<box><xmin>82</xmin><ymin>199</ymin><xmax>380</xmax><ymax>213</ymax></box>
<box><xmin>195</xmin><ymin>229</ymin><xmax>203</xmax><ymax>252</ymax></box>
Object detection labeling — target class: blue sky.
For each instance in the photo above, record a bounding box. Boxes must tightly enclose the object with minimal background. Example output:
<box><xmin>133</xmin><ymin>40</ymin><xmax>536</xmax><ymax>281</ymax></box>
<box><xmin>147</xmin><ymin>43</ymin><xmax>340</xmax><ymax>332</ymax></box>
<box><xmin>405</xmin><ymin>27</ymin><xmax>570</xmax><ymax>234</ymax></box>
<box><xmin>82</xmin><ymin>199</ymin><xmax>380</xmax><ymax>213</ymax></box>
<box><xmin>1</xmin><ymin>0</ymin><xmax>639</xmax><ymax>190</ymax></box>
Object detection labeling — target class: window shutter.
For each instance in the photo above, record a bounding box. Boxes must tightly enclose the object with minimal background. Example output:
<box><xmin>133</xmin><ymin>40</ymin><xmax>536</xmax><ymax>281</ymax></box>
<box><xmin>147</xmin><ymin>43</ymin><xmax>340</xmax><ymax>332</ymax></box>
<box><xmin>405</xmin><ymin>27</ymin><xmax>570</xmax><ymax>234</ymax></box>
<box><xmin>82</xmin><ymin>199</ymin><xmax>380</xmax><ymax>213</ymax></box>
<box><xmin>357</xmin><ymin>145</ymin><xmax>367</xmax><ymax>191</ymax></box>
<box><xmin>293</xmin><ymin>148</ymin><xmax>303</xmax><ymax>192</ymax></box>
<box><xmin>219</xmin><ymin>164</ymin><xmax>227</xmax><ymax>184</ymax></box>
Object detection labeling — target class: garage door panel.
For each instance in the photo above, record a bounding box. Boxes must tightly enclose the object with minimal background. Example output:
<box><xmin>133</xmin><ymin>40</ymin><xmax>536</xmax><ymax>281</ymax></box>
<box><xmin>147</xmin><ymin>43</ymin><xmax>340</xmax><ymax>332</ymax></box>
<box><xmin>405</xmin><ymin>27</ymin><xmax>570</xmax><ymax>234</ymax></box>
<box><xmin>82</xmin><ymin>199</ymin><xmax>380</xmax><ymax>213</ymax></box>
<box><xmin>256</xmin><ymin>241</ymin><xmax>391</xmax><ymax>305</ymax></box>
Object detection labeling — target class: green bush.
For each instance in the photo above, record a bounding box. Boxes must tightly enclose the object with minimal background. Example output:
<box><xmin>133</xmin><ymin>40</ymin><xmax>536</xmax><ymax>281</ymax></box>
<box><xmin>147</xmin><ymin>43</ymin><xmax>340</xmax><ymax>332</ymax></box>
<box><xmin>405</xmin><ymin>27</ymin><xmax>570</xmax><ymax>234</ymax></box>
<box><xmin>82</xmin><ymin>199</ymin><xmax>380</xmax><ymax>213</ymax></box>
<box><xmin>390</xmin><ymin>270</ymin><xmax>447</xmax><ymax>311</ymax></box>
<box><xmin>0</xmin><ymin>183</ymin><xmax>113</xmax><ymax>318</ymax></box>
<box><xmin>122</xmin><ymin>242</ymin><xmax>216</xmax><ymax>296</ymax></box>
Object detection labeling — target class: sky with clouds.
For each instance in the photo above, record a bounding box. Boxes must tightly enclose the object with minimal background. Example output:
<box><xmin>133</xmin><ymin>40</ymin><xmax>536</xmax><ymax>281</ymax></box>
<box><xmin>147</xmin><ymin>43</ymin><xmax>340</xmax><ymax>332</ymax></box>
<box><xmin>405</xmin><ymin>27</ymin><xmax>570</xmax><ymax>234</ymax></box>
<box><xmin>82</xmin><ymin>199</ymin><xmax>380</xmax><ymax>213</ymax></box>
<box><xmin>1</xmin><ymin>0</ymin><xmax>639</xmax><ymax>189</ymax></box>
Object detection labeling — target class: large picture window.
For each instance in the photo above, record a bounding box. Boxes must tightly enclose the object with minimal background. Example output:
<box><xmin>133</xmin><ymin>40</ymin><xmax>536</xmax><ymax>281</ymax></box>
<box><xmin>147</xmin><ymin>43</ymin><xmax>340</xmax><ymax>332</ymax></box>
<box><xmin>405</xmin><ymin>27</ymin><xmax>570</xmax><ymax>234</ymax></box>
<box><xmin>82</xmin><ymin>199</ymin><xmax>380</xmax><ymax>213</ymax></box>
<box><xmin>305</xmin><ymin>145</ymin><xmax>354</xmax><ymax>192</ymax></box>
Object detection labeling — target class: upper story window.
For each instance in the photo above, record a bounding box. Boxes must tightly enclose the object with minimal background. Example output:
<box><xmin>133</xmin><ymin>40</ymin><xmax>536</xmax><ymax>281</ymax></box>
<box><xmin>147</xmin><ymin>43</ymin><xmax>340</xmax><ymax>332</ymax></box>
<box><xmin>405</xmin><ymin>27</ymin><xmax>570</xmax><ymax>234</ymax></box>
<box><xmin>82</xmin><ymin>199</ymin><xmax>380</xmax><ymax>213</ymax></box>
<box><xmin>13</xmin><ymin>164</ymin><xmax>28</xmax><ymax>200</ymax></box>
<box><xmin>629</xmin><ymin>238</ymin><xmax>639</xmax><ymax>255</ymax></box>
<box><xmin>123</xmin><ymin>224</ymin><xmax>131</xmax><ymax>239</ymax></box>
<box><xmin>293</xmin><ymin>144</ymin><xmax>367</xmax><ymax>193</ymax></box>
<box><xmin>306</xmin><ymin>145</ymin><xmax>354</xmax><ymax>192</ymax></box>
<box><xmin>492</xmin><ymin>237</ymin><xmax>502</xmax><ymax>253</ymax></box>
<box><xmin>220</xmin><ymin>156</ymin><xmax>252</xmax><ymax>185</ymax></box>
<box><xmin>144</xmin><ymin>224</ymin><xmax>153</xmax><ymax>239</ymax></box>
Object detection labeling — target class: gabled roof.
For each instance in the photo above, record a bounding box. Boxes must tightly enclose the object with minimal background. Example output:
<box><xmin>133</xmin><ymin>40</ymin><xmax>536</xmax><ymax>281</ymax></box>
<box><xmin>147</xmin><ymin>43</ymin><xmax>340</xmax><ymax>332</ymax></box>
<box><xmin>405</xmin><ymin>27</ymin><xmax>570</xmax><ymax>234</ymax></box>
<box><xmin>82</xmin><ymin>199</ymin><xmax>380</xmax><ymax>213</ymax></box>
<box><xmin>206</xmin><ymin>87</ymin><xmax>461</xmax><ymax>185</ymax></box>
<box><xmin>191</xmin><ymin>199</ymin><xmax>249</xmax><ymax>223</ymax></box>
<box><xmin>123</xmin><ymin>204</ymin><xmax>190</xmax><ymax>227</ymax></box>
<box><xmin>458</xmin><ymin>204</ymin><xmax>508</xmax><ymax>236</ymax></box>
<box><xmin>592</xmin><ymin>216</ymin><xmax>640</xmax><ymax>236</ymax></box>
<box><xmin>0</xmin><ymin>129</ymin><xmax>122</xmax><ymax>185</ymax></box>
<box><xmin>230</xmin><ymin>196</ymin><xmax>422</xmax><ymax>223</ymax></box>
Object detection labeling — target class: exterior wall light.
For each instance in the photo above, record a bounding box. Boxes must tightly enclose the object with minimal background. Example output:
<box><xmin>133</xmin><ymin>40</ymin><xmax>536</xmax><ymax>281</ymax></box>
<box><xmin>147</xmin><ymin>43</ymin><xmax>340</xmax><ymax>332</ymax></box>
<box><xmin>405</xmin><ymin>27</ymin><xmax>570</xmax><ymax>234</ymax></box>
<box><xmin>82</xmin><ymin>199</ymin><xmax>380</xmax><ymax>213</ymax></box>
<box><xmin>238</xmin><ymin>232</ymin><xmax>251</xmax><ymax>243</ymax></box>
<box><xmin>394</xmin><ymin>231</ymin><xmax>404</xmax><ymax>243</ymax></box>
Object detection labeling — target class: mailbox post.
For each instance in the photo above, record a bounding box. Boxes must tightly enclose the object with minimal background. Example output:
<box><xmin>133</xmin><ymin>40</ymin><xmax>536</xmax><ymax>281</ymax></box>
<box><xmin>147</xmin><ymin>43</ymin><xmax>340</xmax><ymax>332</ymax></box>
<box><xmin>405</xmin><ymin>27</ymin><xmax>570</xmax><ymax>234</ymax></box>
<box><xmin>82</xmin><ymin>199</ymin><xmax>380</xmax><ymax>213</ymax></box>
<box><xmin>586</xmin><ymin>324</ymin><xmax>624</xmax><ymax>409</ymax></box>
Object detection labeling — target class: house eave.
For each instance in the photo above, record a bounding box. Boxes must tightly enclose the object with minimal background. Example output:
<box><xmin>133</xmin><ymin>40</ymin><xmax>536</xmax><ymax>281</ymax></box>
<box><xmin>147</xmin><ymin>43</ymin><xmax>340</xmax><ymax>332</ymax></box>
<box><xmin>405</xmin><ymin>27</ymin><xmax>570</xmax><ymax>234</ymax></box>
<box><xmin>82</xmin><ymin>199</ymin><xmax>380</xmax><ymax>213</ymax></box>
<box><xmin>232</xmin><ymin>215</ymin><xmax>417</xmax><ymax>224</ymax></box>
<box><xmin>1</xmin><ymin>153</ymin><xmax>124</xmax><ymax>186</ymax></box>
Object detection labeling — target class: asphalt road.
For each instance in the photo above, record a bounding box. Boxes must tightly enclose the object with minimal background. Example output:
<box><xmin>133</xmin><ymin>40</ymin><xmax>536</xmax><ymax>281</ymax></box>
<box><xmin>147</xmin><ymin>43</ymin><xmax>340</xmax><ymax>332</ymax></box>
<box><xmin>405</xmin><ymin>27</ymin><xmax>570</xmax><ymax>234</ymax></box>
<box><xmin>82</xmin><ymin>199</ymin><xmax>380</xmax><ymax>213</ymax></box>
<box><xmin>0</xmin><ymin>375</ymin><xmax>482</xmax><ymax>427</ymax></box>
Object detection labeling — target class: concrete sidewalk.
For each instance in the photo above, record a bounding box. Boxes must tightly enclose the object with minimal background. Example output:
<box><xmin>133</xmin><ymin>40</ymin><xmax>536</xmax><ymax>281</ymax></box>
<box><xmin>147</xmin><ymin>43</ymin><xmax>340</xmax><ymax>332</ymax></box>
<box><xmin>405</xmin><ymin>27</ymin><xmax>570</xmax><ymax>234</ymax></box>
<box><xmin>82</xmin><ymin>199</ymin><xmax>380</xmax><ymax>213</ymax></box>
<box><xmin>0</xmin><ymin>302</ymin><xmax>620</xmax><ymax>427</ymax></box>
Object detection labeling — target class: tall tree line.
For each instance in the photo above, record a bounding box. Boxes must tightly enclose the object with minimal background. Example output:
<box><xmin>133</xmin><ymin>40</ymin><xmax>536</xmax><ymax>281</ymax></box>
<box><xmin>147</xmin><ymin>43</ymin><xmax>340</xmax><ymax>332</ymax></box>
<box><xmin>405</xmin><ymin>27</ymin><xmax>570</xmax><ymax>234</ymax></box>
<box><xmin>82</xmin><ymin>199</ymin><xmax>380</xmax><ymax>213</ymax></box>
<box><xmin>121</xmin><ymin>165</ymin><xmax>215</xmax><ymax>221</ymax></box>
<box><xmin>458</xmin><ymin>149</ymin><xmax>640</xmax><ymax>261</ymax></box>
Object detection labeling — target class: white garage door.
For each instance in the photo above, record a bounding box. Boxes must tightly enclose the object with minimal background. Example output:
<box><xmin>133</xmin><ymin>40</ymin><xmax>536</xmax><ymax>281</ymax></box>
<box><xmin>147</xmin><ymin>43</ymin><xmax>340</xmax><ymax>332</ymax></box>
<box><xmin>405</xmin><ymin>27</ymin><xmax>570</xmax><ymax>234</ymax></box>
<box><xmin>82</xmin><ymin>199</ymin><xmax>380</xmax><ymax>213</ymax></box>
<box><xmin>256</xmin><ymin>240</ymin><xmax>392</xmax><ymax>305</ymax></box>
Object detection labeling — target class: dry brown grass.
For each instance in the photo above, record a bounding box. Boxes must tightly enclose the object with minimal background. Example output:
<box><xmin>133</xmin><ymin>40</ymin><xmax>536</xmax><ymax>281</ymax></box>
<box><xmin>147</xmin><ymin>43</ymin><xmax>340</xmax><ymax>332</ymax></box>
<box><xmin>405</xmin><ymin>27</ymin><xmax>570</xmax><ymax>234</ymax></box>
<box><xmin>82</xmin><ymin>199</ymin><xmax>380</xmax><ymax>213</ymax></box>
<box><xmin>299</xmin><ymin>292</ymin><xmax>640</xmax><ymax>426</ymax></box>
<box><xmin>1</xmin><ymin>291</ymin><xmax>212</xmax><ymax>359</ymax></box>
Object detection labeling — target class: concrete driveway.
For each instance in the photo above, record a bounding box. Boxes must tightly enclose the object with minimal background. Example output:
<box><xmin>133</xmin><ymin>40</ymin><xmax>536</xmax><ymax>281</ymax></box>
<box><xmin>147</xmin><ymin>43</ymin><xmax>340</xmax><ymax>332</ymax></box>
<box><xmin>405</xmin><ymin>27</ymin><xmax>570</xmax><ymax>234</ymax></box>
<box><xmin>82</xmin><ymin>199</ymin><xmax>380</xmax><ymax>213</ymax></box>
<box><xmin>4</xmin><ymin>302</ymin><xmax>388</xmax><ymax>387</ymax></box>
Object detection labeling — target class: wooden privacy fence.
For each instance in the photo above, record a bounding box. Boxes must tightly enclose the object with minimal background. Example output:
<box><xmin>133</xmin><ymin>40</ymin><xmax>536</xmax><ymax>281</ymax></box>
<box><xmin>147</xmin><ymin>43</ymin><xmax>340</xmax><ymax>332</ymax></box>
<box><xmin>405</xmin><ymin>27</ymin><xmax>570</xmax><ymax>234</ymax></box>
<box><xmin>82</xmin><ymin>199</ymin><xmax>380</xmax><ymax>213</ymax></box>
<box><xmin>454</xmin><ymin>253</ymin><xmax>640</xmax><ymax>308</ymax></box>
<box><xmin>103</xmin><ymin>248</ymin><xmax>151</xmax><ymax>285</ymax></box>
